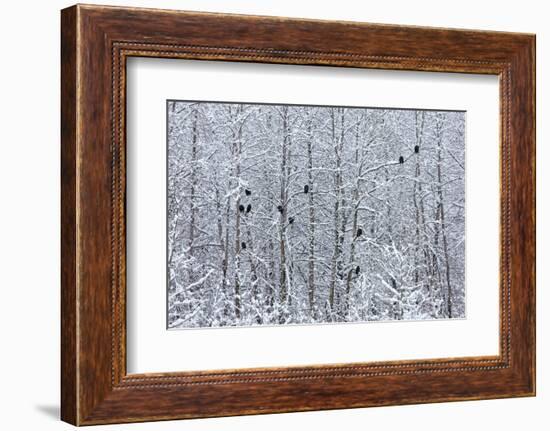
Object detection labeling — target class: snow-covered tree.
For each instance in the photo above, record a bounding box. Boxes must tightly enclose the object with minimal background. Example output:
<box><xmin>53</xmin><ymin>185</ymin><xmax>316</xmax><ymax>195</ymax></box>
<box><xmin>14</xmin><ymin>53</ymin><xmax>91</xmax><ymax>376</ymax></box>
<box><xmin>167</xmin><ymin>101</ymin><xmax>465</xmax><ymax>328</ymax></box>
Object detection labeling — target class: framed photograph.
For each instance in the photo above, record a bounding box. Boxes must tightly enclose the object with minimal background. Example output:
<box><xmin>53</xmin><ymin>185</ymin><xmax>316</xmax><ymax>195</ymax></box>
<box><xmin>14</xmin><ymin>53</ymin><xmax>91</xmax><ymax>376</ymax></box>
<box><xmin>61</xmin><ymin>4</ymin><xmax>536</xmax><ymax>425</ymax></box>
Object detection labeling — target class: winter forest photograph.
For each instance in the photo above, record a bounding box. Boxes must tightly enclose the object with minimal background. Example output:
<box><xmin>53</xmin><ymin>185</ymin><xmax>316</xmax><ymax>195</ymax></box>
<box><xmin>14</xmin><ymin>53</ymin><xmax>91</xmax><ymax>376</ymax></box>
<box><xmin>167</xmin><ymin>100</ymin><xmax>466</xmax><ymax>329</ymax></box>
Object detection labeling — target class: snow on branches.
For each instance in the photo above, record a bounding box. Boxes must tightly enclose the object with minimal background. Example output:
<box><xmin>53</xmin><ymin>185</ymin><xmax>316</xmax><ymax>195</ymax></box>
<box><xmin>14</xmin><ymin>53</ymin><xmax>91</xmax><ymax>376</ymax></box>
<box><xmin>167</xmin><ymin>101</ymin><xmax>465</xmax><ymax>328</ymax></box>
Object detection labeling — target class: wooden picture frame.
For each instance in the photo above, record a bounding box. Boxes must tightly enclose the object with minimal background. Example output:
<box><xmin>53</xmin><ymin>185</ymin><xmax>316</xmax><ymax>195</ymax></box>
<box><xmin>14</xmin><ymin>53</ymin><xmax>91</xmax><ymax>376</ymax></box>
<box><xmin>61</xmin><ymin>4</ymin><xmax>535</xmax><ymax>425</ymax></box>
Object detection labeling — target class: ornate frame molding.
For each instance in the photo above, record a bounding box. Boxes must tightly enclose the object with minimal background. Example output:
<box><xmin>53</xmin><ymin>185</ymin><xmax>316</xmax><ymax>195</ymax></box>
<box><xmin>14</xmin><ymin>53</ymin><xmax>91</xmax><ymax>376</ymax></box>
<box><xmin>61</xmin><ymin>5</ymin><xmax>535</xmax><ymax>425</ymax></box>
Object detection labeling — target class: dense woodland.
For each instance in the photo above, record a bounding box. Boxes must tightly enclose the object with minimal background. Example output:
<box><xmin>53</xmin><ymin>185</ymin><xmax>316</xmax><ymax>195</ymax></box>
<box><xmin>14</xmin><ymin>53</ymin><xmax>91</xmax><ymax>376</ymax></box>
<box><xmin>167</xmin><ymin>101</ymin><xmax>466</xmax><ymax>328</ymax></box>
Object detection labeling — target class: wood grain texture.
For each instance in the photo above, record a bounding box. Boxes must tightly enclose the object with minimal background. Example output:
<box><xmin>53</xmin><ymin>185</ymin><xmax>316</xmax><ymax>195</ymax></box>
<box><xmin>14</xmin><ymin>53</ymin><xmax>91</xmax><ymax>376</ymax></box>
<box><xmin>60</xmin><ymin>4</ymin><xmax>535</xmax><ymax>425</ymax></box>
<box><xmin>60</xmin><ymin>5</ymin><xmax>78</xmax><ymax>425</ymax></box>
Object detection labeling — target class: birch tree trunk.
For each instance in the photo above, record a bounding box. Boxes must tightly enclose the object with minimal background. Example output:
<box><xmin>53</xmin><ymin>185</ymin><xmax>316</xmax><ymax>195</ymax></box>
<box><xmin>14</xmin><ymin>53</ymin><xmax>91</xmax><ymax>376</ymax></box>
<box><xmin>345</xmin><ymin>120</ymin><xmax>361</xmax><ymax>314</ymax></box>
<box><xmin>233</xmin><ymin>105</ymin><xmax>243</xmax><ymax>319</ymax></box>
<box><xmin>435</xmin><ymin>113</ymin><xmax>454</xmax><ymax>318</ymax></box>
<box><xmin>278</xmin><ymin>106</ymin><xmax>289</xmax><ymax>323</ymax></box>
<box><xmin>329</xmin><ymin>108</ymin><xmax>345</xmax><ymax>319</ymax></box>
<box><xmin>306</xmin><ymin>116</ymin><xmax>316</xmax><ymax>318</ymax></box>
<box><xmin>188</xmin><ymin>108</ymin><xmax>198</xmax><ymax>255</ymax></box>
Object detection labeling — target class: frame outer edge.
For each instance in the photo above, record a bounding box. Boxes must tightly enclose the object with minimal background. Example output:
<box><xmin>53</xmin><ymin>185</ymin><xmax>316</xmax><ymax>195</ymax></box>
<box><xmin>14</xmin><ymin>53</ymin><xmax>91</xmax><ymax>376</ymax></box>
<box><xmin>524</xmin><ymin>34</ymin><xmax>536</xmax><ymax>395</ymax></box>
<box><xmin>531</xmin><ymin>34</ymin><xmax>536</xmax><ymax>396</ymax></box>
<box><xmin>61</xmin><ymin>4</ymin><xmax>80</xmax><ymax>426</ymax></box>
<box><xmin>526</xmin><ymin>35</ymin><xmax>536</xmax><ymax>396</ymax></box>
<box><xmin>507</xmin><ymin>35</ymin><xmax>536</xmax><ymax>396</ymax></box>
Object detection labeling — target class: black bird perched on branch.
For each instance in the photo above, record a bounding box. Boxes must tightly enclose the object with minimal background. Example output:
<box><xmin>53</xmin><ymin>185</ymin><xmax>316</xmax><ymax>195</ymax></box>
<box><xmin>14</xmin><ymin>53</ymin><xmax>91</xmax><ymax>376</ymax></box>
<box><xmin>355</xmin><ymin>266</ymin><xmax>360</xmax><ymax>275</ymax></box>
<box><xmin>414</xmin><ymin>145</ymin><xmax>419</xmax><ymax>154</ymax></box>
<box><xmin>241</xmin><ymin>242</ymin><xmax>246</xmax><ymax>250</ymax></box>
<box><xmin>288</xmin><ymin>217</ymin><xmax>295</xmax><ymax>224</ymax></box>
<box><xmin>356</xmin><ymin>228</ymin><xmax>363</xmax><ymax>237</ymax></box>
<box><xmin>277</xmin><ymin>205</ymin><xmax>283</xmax><ymax>214</ymax></box>
<box><xmin>304</xmin><ymin>184</ymin><xmax>309</xmax><ymax>194</ymax></box>
<box><xmin>391</xmin><ymin>278</ymin><xmax>397</xmax><ymax>289</ymax></box>
<box><xmin>246</xmin><ymin>204</ymin><xmax>252</xmax><ymax>214</ymax></box>
<box><xmin>399</xmin><ymin>156</ymin><xmax>404</xmax><ymax>164</ymax></box>
<box><xmin>245</xmin><ymin>189</ymin><xmax>251</xmax><ymax>196</ymax></box>
<box><xmin>238</xmin><ymin>204</ymin><xmax>245</xmax><ymax>212</ymax></box>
